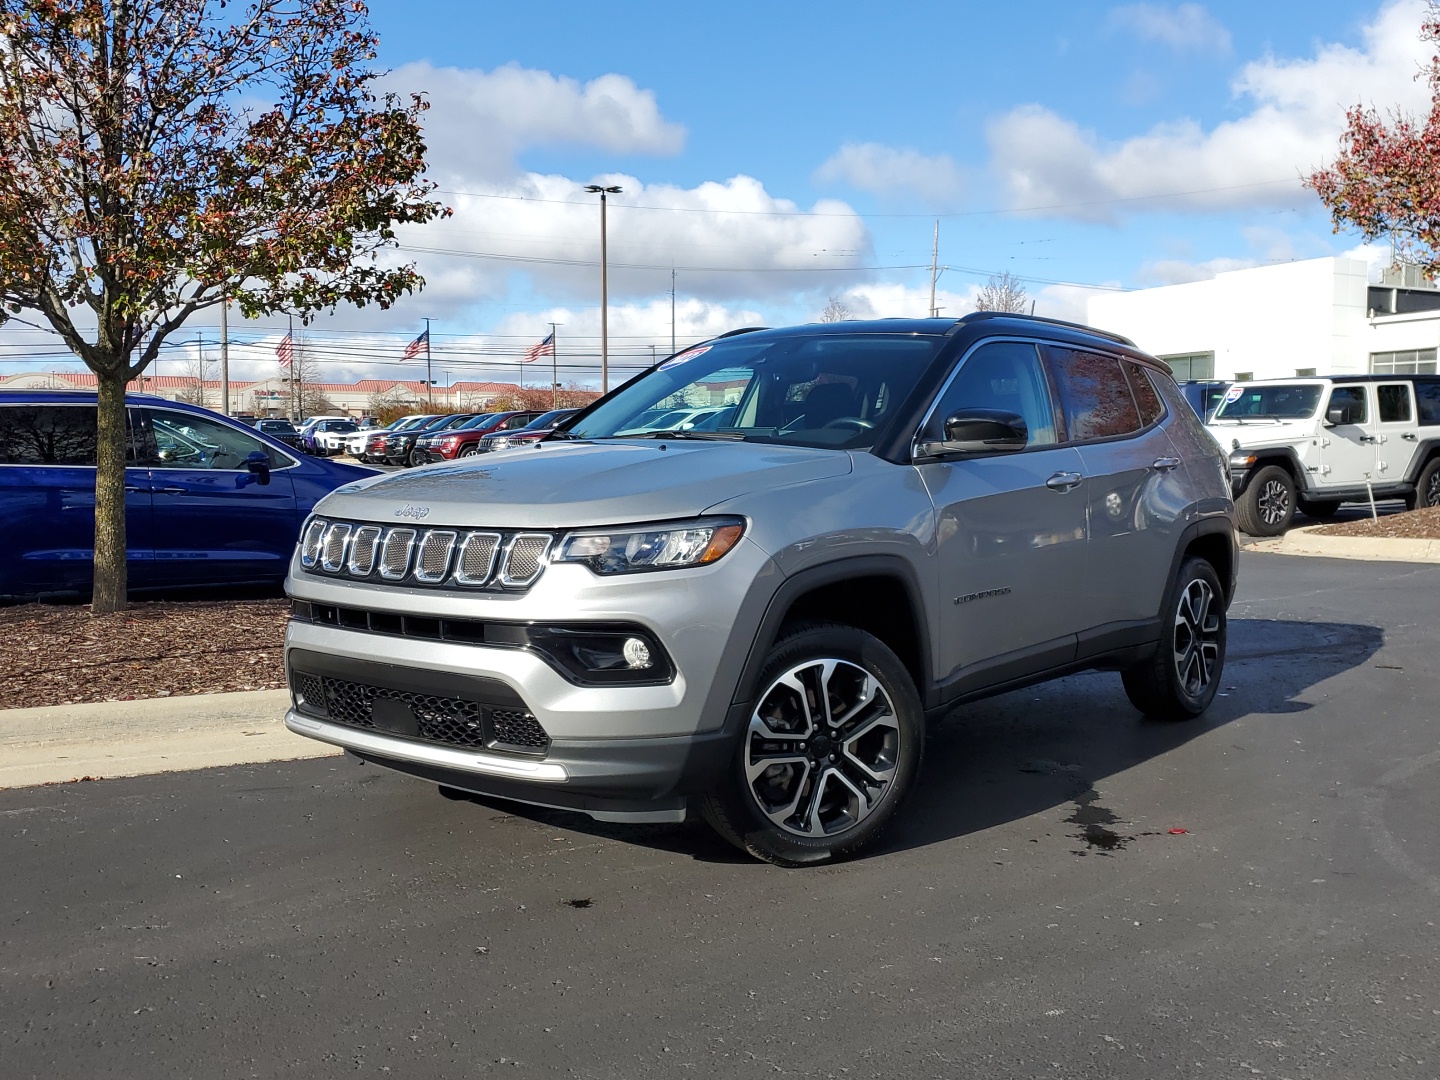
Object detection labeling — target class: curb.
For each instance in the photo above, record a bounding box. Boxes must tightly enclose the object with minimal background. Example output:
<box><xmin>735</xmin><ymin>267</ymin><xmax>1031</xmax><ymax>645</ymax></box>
<box><xmin>1247</xmin><ymin>525</ymin><xmax>1440</xmax><ymax>563</ymax></box>
<box><xmin>0</xmin><ymin>688</ymin><xmax>340</xmax><ymax>790</ymax></box>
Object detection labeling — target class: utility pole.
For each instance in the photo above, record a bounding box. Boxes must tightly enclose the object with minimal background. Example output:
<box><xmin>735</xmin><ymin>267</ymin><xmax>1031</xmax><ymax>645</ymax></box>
<box><xmin>288</xmin><ymin>315</ymin><xmax>297</xmax><ymax>422</ymax></box>
<box><xmin>219</xmin><ymin>298</ymin><xmax>230</xmax><ymax>415</ymax></box>
<box><xmin>424</xmin><ymin>317</ymin><xmax>433</xmax><ymax>409</ymax></box>
<box><xmin>928</xmin><ymin>220</ymin><xmax>940</xmax><ymax>318</ymax></box>
<box><xmin>584</xmin><ymin>184</ymin><xmax>622</xmax><ymax>393</ymax></box>
<box><xmin>671</xmin><ymin>268</ymin><xmax>676</xmax><ymax>354</ymax></box>
<box><xmin>549</xmin><ymin>321</ymin><xmax>561</xmax><ymax>409</ymax></box>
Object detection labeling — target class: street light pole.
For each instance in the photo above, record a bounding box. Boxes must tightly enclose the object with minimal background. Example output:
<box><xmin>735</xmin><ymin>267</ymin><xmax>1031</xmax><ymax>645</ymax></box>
<box><xmin>584</xmin><ymin>184</ymin><xmax>622</xmax><ymax>393</ymax></box>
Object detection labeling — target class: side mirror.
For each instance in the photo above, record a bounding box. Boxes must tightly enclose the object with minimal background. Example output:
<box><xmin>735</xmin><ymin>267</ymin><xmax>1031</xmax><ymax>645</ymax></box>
<box><xmin>930</xmin><ymin>409</ymin><xmax>1029</xmax><ymax>455</ymax></box>
<box><xmin>1325</xmin><ymin>405</ymin><xmax>1352</xmax><ymax>426</ymax></box>
<box><xmin>245</xmin><ymin>450</ymin><xmax>272</xmax><ymax>486</ymax></box>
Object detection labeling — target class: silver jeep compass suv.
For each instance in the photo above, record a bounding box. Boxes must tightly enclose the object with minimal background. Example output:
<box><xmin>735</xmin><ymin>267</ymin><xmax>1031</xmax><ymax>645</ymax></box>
<box><xmin>285</xmin><ymin>314</ymin><xmax>1237</xmax><ymax>865</ymax></box>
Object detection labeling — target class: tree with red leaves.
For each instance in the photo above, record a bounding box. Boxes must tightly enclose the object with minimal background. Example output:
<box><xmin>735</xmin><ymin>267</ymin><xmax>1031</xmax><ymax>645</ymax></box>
<box><xmin>0</xmin><ymin>1</ymin><xmax>448</xmax><ymax>611</ymax></box>
<box><xmin>1308</xmin><ymin>3</ymin><xmax>1440</xmax><ymax>274</ymax></box>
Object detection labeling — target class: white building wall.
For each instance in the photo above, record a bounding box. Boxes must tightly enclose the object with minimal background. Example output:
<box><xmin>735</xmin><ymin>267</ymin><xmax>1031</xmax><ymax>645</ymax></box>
<box><xmin>1088</xmin><ymin>257</ymin><xmax>1379</xmax><ymax>380</ymax></box>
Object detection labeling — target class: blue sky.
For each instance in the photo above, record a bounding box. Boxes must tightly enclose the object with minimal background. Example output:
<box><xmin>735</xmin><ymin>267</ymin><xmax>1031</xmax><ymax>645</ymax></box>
<box><xmin>4</xmin><ymin>0</ymin><xmax>1433</xmax><ymax>388</ymax></box>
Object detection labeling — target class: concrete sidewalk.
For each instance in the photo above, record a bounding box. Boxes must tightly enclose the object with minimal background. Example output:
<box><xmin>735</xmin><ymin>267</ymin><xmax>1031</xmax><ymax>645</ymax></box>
<box><xmin>1248</xmin><ymin>525</ymin><xmax>1440</xmax><ymax>563</ymax></box>
<box><xmin>0</xmin><ymin>688</ymin><xmax>340</xmax><ymax>789</ymax></box>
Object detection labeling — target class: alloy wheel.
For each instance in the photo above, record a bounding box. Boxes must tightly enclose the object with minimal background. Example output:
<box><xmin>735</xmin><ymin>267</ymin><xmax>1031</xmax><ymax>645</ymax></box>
<box><xmin>1173</xmin><ymin>578</ymin><xmax>1221</xmax><ymax>698</ymax></box>
<box><xmin>1258</xmin><ymin>478</ymin><xmax>1291</xmax><ymax>527</ymax></box>
<box><xmin>744</xmin><ymin>659</ymin><xmax>901</xmax><ymax>839</ymax></box>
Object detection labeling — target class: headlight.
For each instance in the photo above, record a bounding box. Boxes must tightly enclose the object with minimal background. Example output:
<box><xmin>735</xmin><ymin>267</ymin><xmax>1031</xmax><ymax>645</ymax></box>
<box><xmin>554</xmin><ymin>517</ymin><xmax>745</xmax><ymax>575</ymax></box>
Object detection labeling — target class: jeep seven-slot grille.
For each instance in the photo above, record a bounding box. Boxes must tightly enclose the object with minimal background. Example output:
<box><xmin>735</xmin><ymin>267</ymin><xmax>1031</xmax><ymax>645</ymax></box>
<box><xmin>290</xmin><ymin>671</ymin><xmax>550</xmax><ymax>754</ymax></box>
<box><xmin>300</xmin><ymin>517</ymin><xmax>552</xmax><ymax>592</ymax></box>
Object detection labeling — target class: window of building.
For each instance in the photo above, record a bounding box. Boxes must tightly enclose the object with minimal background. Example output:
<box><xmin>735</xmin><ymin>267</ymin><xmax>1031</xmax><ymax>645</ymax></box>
<box><xmin>1295</xmin><ymin>367</ymin><xmax>1317</xmax><ymax>377</ymax></box>
<box><xmin>1370</xmin><ymin>348</ymin><xmax>1438</xmax><ymax>375</ymax></box>
<box><xmin>1233</xmin><ymin>371</ymin><xmax>1253</xmax><ymax>382</ymax></box>
<box><xmin>1157</xmin><ymin>352</ymin><xmax>1215</xmax><ymax>381</ymax></box>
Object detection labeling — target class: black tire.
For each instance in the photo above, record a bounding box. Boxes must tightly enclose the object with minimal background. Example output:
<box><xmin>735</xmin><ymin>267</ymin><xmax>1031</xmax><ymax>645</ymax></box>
<box><xmin>1122</xmin><ymin>556</ymin><xmax>1226</xmax><ymax>720</ymax></box>
<box><xmin>460</xmin><ymin>445</ymin><xmax>480</xmax><ymax>458</ymax></box>
<box><xmin>1236</xmin><ymin>464</ymin><xmax>1295</xmax><ymax>536</ymax></box>
<box><xmin>407</xmin><ymin>447</ymin><xmax>424</xmax><ymax>467</ymax></box>
<box><xmin>1409</xmin><ymin>457</ymin><xmax>1440</xmax><ymax>510</ymax></box>
<box><xmin>700</xmin><ymin>622</ymin><xmax>924</xmax><ymax>867</ymax></box>
<box><xmin>1298</xmin><ymin>498</ymin><xmax>1341</xmax><ymax>520</ymax></box>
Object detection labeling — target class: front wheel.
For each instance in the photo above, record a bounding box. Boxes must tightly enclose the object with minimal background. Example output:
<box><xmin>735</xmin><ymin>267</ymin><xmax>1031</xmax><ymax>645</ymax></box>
<box><xmin>700</xmin><ymin>623</ymin><xmax>924</xmax><ymax>867</ymax></box>
<box><xmin>1236</xmin><ymin>465</ymin><xmax>1295</xmax><ymax>536</ymax></box>
<box><xmin>1122</xmin><ymin>556</ymin><xmax>1227</xmax><ymax>720</ymax></box>
<box><xmin>460</xmin><ymin>445</ymin><xmax>480</xmax><ymax>458</ymax></box>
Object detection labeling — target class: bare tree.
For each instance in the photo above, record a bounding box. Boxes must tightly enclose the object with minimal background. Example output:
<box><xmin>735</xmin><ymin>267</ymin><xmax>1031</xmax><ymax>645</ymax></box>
<box><xmin>820</xmin><ymin>296</ymin><xmax>852</xmax><ymax>322</ymax></box>
<box><xmin>974</xmin><ymin>272</ymin><xmax>1030</xmax><ymax>314</ymax></box>
<box><xmin>175</xmin><ymin>349</ymin><xmax>218</xmax><ymax>407</ymax></box>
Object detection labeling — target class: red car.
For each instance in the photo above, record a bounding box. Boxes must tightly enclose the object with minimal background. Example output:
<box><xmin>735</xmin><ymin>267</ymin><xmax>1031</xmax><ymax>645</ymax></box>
<box><xmin>420</xmin><ymin>410</ymin><xmax>545</xmax><ymax>461</ymax></box>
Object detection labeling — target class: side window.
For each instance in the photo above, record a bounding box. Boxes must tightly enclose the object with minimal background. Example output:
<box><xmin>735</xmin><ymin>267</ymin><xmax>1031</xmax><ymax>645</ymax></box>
<box><xmin>146</xmin><ymin>409</ymin><xmax>284</xmax><ymax>469</ymax></box>
<box><xmin>922</xmin><ymin>341</ymin><xmax>1058</xmax><ymax>448</ymax></box>
<box><xmin>1048</xmin><ymin>348</ymin><xmax>1143</xmax><ymax>441</ymax></box>
<box><xmin>1125</xmin><ymin>361</ymin><xmax>1167</xmax><ymax>426</ymax></box>
<box><xmin>1327</xmin><ymin>386</ymin><xmax>1367</xmax><ymax>424</ymax></box>
<box><xmin>1378</xmin><ymin>384</ymin><xmax>1413</xmax><ymax>423</ymax></box>
<box><xmin>1418</xmin><ymin>383</ymin><xmax>1440</xmax><ymax>426</ymax></box>
<box><xmin>0</xmin><ymin>405</ymin><xmax>99</xmax><ymax>465</ymax></box>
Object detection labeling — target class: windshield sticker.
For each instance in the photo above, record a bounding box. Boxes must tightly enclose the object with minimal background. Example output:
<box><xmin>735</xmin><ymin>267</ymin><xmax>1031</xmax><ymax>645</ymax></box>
<box><xmin>1224</xmin><ymin>385</ymin><xmax>1245</xmax><ymax>403</ymax></box>
<box><xmin>660</xmin><ymin>345</ymin><xmax>711</xmax><ymax>369</ymax></box>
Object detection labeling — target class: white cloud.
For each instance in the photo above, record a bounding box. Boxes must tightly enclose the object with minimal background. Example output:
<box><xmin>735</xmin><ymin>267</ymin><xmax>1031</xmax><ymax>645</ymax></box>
<box><xmin>386</xmin><ymin>62</ymin><xmax>685</xmax><ymax>181</ymax></box>
<box><xmin>1108</xmin><ymin>3</ymin><xmax>1232</xmax><ymax>54</ymax></box>
<box><xmin>990</xmin><ymin>0</ymin><xmax>1433</xmax><ymax>221</ymax></box>
<box><xmin>814</xmin><ymin>143</ymin><xmax>964</xmax><ymax>206</ymax></box>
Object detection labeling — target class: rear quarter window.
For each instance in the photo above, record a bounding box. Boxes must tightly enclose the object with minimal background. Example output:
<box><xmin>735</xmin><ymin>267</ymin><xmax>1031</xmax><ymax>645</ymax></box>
<box><xmin>1417</xmin><ymin>382</ymin><xmax>1440</xmax><ymax>426</ymax></box>
<box><xmin>0</xmin><ymin>405</ymin><xmax>100</xmax><ymax>465</ymax></box>
<box><xmin>1047</xmin><ymin>348</ymin><xmax>1144</xmax><ymax>441</ymax></box>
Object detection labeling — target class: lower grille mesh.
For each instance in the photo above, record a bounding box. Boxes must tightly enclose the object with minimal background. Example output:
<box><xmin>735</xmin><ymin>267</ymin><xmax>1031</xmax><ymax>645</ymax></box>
<box><xmin>292</xmin><ymin>671</ymin><xmax>550</xmax><ymax>754</ymax></box>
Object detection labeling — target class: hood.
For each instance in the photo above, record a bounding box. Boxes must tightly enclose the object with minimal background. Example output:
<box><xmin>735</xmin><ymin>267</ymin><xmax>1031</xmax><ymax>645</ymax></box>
<box><xmin>1204</xmin><ymin>416</ymin><xmax>1316</xmax><ymax>449</ymax></box>
<box><xmin>314</xmin><ymin>440</ymin><xmax>854</xmax><ymax>528</ymax></box>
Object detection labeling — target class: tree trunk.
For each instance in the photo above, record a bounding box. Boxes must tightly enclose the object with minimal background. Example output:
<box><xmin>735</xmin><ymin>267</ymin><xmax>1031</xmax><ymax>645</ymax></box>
<box><xmin>92</xmin><ymin>370</ymin><xmax>130</xmax><ymax>613</ymax></box>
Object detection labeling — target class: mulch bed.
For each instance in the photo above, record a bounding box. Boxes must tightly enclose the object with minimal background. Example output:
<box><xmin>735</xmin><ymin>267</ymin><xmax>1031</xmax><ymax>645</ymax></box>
<box><xmin>0</xmin><ymin>598</ymin><xmax>288</xmax><ymax>710</ymax></box>
<box><xmin>1308</xmin><ymin>505</ymin><xmax>1440</xmax><ymax>539</ymax></box>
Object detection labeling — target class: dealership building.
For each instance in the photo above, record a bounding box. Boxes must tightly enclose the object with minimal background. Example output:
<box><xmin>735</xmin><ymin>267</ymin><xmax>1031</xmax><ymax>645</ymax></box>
<box><xmin>1087</xmin><ymin>256</ymin><xmax>1440</xmax><ymax>382</ymax></box>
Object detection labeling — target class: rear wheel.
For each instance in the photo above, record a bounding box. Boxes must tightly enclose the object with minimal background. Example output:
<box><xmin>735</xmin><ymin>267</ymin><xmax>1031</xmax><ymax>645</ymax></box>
<box><xmin>1122</xmin><ymin>556</ymin><xmax>1226</xmax><ymax>720</ymax></box>
<box><xmin>1236</xmin><ymin>465</ymin><xmax>1295</xmax><ymax>536</ymax></box>
<box><xmin>700</xmin><ymin>623</ymin><xmax>923</xmax><ymax>867</ymax></box>
<box><xmin>1408</xmin><ymin>457</ymin><xmax>1440</xmax><ymax>510</ymax></box>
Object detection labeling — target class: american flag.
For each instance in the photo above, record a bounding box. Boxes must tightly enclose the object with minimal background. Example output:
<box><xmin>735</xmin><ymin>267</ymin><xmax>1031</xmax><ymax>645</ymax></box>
<box><xmin>276</xmin><ymin>333</ymin><xmax>293</xmax><ymax>368</ymax></box>
<box><xmin>523</xmin><ymin>332</ymin><xmax>554</xmax><ymax>363</ymax></box>
<box><xmin>402</xmin><ymin>329</ymin><xmax>429</xmax><ymax>361</ymax></box>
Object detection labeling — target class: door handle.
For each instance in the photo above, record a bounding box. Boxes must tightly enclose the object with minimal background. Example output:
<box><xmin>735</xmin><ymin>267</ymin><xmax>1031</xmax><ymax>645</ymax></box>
<box><xmin>123</xmin><ymin>484</ymin><xmax>151</xmax><ymax>494</ymax></box>
<box><xmin>1151</xmin><ymin>456</ymin><xmax>1181</xmax><ymax>472</ymax></box>
<box><xmin>1402</xmin><ymin>432</ymin><xmax>1418</xmax><ymax>441</ymax></box>
<box><xmin>156</xmin><ymin>486</ymin><xmax>189</xmax><ymax>495</ymax></box>
<box><xmin>1045</xmin><ymin>471</ymin><xmax>1083</xmax><ymax>492</ymax></box>
<box><xmin>1358</xmin><ymin>435</ymin><xmax>1378</xmax><ymax>444</ymax></box>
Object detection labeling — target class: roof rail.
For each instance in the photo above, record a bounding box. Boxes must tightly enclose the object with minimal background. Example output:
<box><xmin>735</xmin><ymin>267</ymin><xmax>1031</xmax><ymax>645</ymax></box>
<box><xmin>717</xmin><ymin>326</ymin><xmax>768</xmax><ymax>338</ymax></box>
<box><xmin>959</xmin><ymin>310</ymin><xmax>1135</xmax><ymax>348</ymax></box>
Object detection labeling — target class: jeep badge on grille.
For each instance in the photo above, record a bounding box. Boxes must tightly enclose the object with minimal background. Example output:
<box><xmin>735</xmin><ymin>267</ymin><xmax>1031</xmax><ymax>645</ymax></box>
<box><xmin>395</xmin><ymin>505</ymin><xmax>431</xmax><ymax>519</ymax></box>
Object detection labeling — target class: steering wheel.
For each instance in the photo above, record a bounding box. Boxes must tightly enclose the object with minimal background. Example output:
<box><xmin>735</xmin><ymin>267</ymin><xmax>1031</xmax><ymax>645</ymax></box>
<box><xmin>822</xmin><ymin>417</ymin><xmax>874</xmax><ymax>432</ymax></box>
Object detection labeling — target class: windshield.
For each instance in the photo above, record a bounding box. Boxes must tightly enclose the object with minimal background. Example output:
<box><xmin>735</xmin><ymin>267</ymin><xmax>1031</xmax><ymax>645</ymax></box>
<box><xmin>563</xmin><ymin>331</ymin><xmax>945</xmax><ymax>449</ymax></box>
<box><xmin>1214</xmin><ymin>383</ymin><xmax>1323</xmax><ymax>420</ymax></box>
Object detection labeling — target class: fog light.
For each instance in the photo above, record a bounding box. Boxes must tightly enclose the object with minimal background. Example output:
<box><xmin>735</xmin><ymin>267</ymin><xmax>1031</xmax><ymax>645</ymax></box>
<box><xmin>623</xmin><ymin>637</ymin><xmax>653</xmax><ymax>670</ymax></box>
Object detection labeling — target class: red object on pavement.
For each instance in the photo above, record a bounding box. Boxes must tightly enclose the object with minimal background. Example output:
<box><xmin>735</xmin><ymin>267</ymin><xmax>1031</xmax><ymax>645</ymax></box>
<box><xmin>1168</xmin><ymin>828</ymin><xmax>1189</xmax><ymax>835</ymax></box>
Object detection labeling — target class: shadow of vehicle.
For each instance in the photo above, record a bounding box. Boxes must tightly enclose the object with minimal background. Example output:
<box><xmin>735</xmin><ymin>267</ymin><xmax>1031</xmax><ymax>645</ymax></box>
<box><xmin>439</xmin><ymin>618</ymin><xmax>1384</xmax><ymax>865</ymax></box>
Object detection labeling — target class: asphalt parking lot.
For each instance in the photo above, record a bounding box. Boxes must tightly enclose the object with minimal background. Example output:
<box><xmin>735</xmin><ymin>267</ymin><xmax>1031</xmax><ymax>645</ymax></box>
<box><xmin>3</xmin><ymin>551</ymin><xmax>1438</xmax><ymax>1079</ymax></box>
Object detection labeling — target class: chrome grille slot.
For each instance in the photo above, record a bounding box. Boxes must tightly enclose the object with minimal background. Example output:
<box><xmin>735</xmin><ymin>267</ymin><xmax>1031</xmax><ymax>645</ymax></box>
<box><xmin>455</xmin><ymin>531</ymin><xmax>501</xmax><ymax>586</ymax></box>
<box><xmin>320</xmin><ymin>523</ymin><xmax>352</xmax><ymax>573</ymax></box>
<box><xmin>413</xmin><ymin>530</ymin><xmax>457</xmax><ymax>583</ymax></box>
<box><xmin>347</xmin><ymin>525</ymin><xmax>382</xmax><ymax>576</ymax></box>
<box><xmin>500</xmin><ymin>534</ymin><xmax>552</xmax><ymax>587</ymax></box>
<box><xmin>299</xmin><ymin>518</ymin><xmax>326</xmax><ymax>568</ymax></box>
<box><xmin>380</xmin><ymin>528</ymin><xmax>416</xmax><ymax>580</ymax></box>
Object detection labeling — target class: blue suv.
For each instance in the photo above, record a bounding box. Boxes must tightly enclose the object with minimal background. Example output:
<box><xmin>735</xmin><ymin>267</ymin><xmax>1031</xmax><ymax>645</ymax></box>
<box><xmin>0</xmin><ymin>390</ymin><xmax>373</xmax><ymax>601</ymax></box>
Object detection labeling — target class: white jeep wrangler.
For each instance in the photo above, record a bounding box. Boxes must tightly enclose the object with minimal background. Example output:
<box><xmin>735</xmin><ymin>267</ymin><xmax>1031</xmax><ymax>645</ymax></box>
<box><xmin>1207</xmin><ymin>375</ymin><xmax>1440</xmax><ymax>535</ymax></box>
